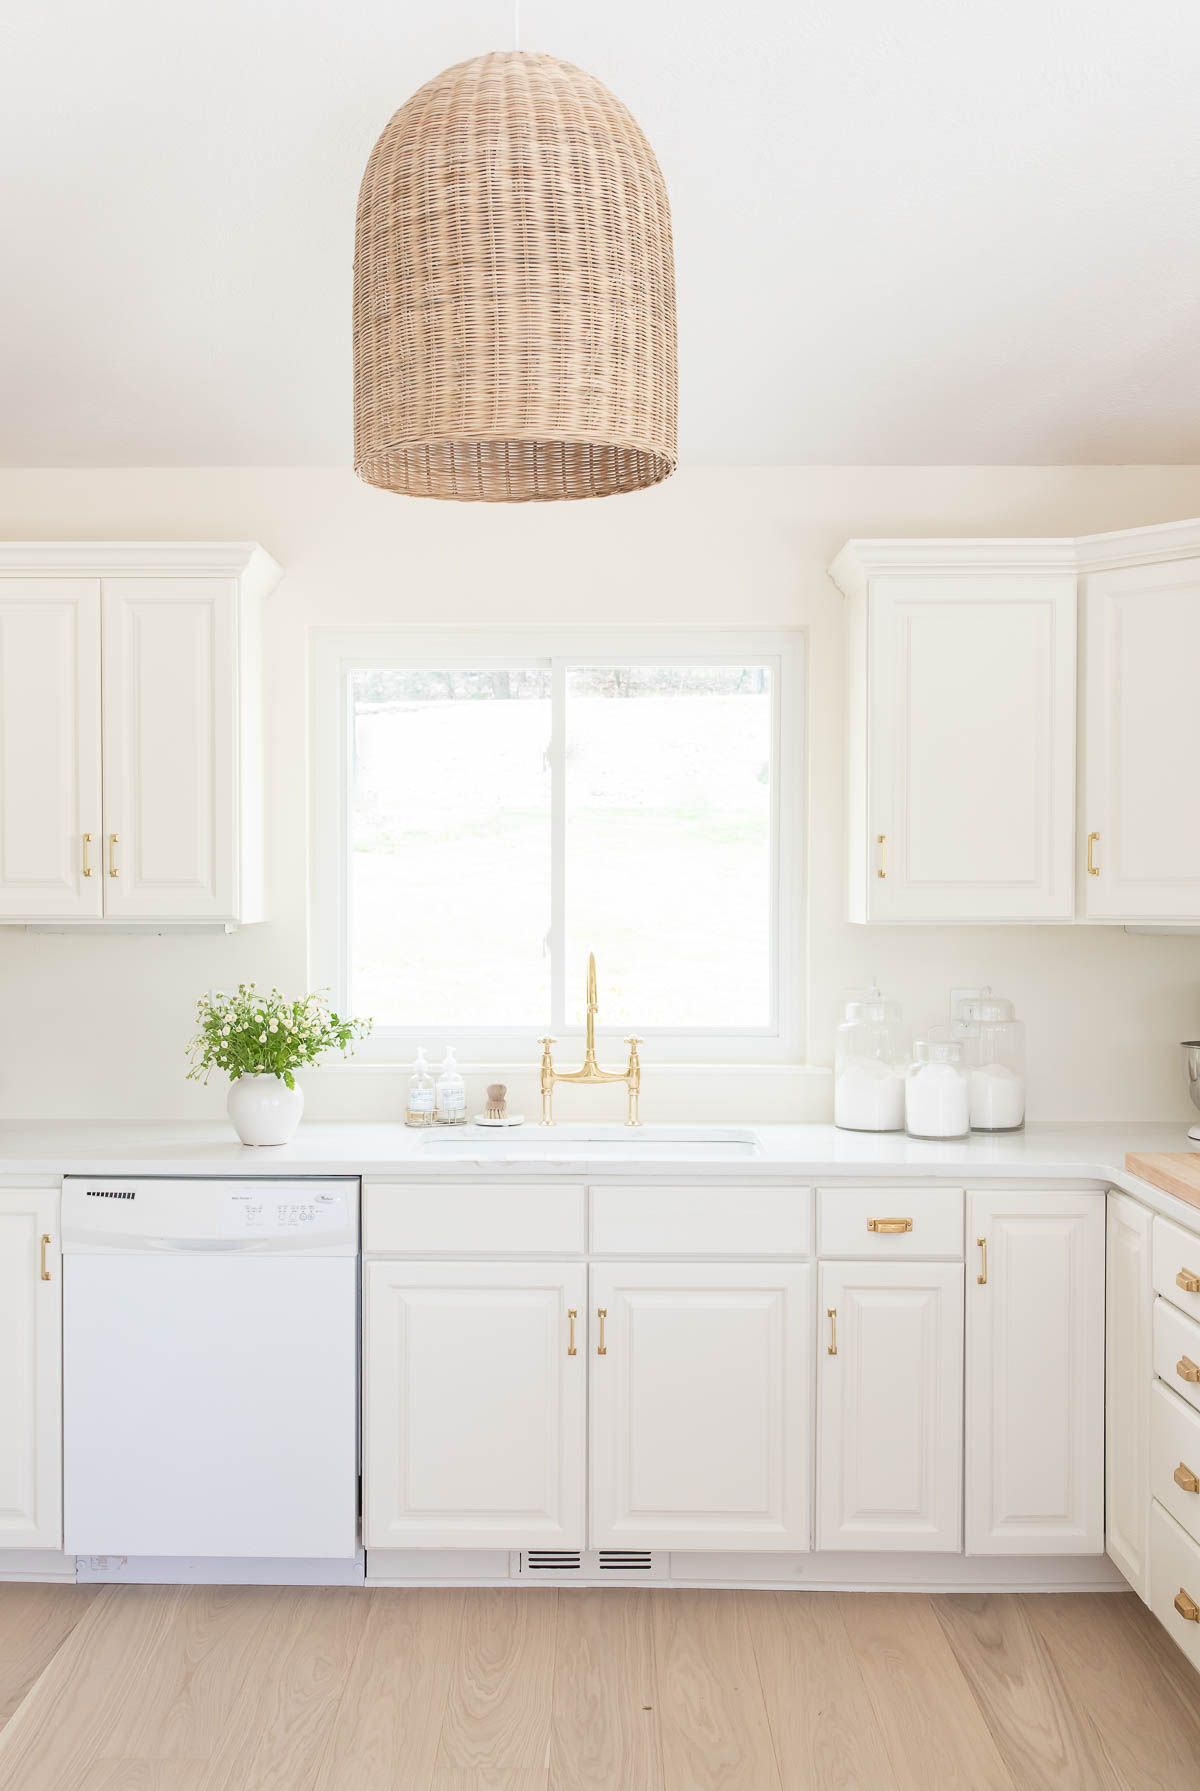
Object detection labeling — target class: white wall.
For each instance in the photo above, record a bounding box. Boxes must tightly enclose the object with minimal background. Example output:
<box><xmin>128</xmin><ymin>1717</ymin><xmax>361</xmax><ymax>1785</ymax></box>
<box><xmin>1</xmin><ymin>465</ymin><xmax>1198</xmax><ymax>1126</ymax></box>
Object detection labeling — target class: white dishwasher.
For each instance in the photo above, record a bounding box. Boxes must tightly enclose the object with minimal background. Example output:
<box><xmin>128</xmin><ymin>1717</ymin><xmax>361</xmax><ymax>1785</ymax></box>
<box><xmin>63</xmin><ymin>1176</ymin><xmax>359</xmax><ymax>1561</ymax></box>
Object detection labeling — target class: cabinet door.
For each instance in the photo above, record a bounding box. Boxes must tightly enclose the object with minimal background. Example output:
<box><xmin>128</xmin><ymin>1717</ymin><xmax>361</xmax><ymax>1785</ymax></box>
<box><xmin>364</xmin><ymin>1260</ymin><xmax>585</xmax><ymax>1549</ymax></box>
<box><xmin>0</xmin><ymin>1191</ymin><xmax>61</xmax><ymax>1549</ymax></box>
<box><xmin>1082</xmin><ymin>556</ymin><xmax>1200</xmax><ymax>920</ymax></box>
<box><xmin>1105</xmin><ymin>1193</ymin><xmax>1152</xmax><ymax>1598</ymax></box>
<box><xmin>867</xmin><ymin>575</ymin><xmax>1076</xmax><ymax>920</ymax></box>
<box><xmin>0</xmin><ymin>580</ymin><xmax>101</xmax><ymax>920</ymax></box>
<box><xmin>818</xmin><ymin>1261</ymin><xmax>963</xmax><ymax>1551</ymax></box>
<box><xmin>590</xmin><ymin>1263</ymin><xmax>811</xmax><ymax>1551</ymax></box>
<box><xmin>966</xmin><ymin>1193</ymin><xmax>1104</xmax><ymax>1554</ymax></box>
<box><xmin>101</xmin><ymin>578</ymin><xmax>237</xmax><ymax>919</ymax></box>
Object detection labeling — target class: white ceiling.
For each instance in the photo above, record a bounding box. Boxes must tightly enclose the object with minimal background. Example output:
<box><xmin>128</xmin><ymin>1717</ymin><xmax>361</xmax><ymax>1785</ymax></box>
<box><xmin>2</xmin><ymin>0</ymin><xmax>1198</xmax><ymax>466</ymax></box>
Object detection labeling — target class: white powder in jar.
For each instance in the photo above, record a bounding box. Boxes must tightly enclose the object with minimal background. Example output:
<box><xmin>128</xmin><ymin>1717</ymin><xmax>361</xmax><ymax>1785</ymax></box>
<box><xmin>968</xmin><ymin>1062</ymin><xmax>1025</xmax><ymax>1130</ymax></box>
<box><xmin>905</xmin><ymin>1062</ymin><xmax>970</xmax><ymax>1138</ymax></box>
<box><xmin>834</xmin><ymin>1057</ymin><xmax>906</xmax><ymax>1131</ymax></box>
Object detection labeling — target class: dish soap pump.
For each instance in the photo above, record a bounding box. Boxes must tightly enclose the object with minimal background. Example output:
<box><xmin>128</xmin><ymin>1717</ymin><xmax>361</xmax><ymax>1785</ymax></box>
<box><xmin>435</xmin><ymin>1047</ymin><xmax>467</xmax><ymax>1126</ymax></box>
<box><xmin>405</xmin><ymin>1048</ymin><xmax>436</xmax><ymax>1128</ymax></box>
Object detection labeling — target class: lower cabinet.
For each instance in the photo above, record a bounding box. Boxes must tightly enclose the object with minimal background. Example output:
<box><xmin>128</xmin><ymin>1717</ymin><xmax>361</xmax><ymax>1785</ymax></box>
<box><xmin>817</xmin><ymin>1261</ymin><xmax>963</xmax><ymax>1552</ymax></box>
<box><xmin>0</xmin><ymin>1190</ymin><xmax>61</xmax><ymax>1550</ymax></box>
<box><xmin>966</xmin><ymin>1192</ymin><xmax>1104</xmax><ymax>1554</ymax></box>
<box><xmin>589</xmin><ymin>1262</ymin><xmax>812</xmax><ymax>1551</ymax></box>
<box><xmin>364</xmin><ymin>1259</ymin><xmax>586</xmax><ymax>1549</ymax></box>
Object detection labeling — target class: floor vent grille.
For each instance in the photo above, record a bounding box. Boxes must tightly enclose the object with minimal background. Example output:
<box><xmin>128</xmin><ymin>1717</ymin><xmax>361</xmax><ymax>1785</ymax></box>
<box><xmin>514</xmin><ymin>1548</ymin><xmax>666</xmax><ymax>1582</ymax></box>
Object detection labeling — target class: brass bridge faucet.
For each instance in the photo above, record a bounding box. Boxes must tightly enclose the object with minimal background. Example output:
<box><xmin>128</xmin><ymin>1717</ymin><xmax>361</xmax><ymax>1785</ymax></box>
<box><xmin>539</xmin><ymin>953</ymin><xmax>642</xmax><ymax>1127</ymax></box>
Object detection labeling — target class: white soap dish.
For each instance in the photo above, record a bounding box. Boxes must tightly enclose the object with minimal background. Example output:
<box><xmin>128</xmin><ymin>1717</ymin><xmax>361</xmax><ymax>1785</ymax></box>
<box><xmin>473</xmin><ymin>1113</ymin><xmax>525</xmax><ymax>1128</ymax></box>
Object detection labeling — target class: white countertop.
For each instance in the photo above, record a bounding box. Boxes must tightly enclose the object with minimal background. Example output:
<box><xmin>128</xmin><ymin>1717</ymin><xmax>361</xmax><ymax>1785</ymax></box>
<box><xmin>0</xmin><ymin>1119</ymin><xmax>1196</xmax><ymax>1223</ymax></box>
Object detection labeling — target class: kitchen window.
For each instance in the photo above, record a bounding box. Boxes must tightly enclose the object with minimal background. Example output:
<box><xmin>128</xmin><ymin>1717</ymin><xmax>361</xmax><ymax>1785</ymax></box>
<box><xmin>311</xmin><ymin>630</ymin><xmax>803</xmax><ymax>1062</ymax></box>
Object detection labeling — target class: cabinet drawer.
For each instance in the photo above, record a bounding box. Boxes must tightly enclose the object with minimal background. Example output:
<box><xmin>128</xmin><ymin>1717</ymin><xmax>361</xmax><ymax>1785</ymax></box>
<box><xmin>1150</xmin><ymin>1501</ymin><xmax>1200</xmax><ymax>1674</ymax></box>
<box><xmin>589</xmin><ymin>1185</ymin><xmax>812</xmax><ymax>1257</ymax></box>
<box><xmin>1153</xmin><ymin>1297</ymin><xmax>1200</xmax><ymax>1417</ymax></box>
<box><xmin>1153</xmin><ymin>1215</ymin><xmax>1200</xmax><ymax>1322</ymax></box>
<box><xmin>1151</xmin><ymin>1382</ymin><xmax>1200</xmax><ymax>1548</ymax></box>
<box><xmin>818</xmin><ymin>1186</ymin><xmax>963</xmax><ymax>1258</ymax></box>
<box><xmin>364</xmin><ymin>1182</ymin><xmax>584</xmax><ymax>1256</ymax></box>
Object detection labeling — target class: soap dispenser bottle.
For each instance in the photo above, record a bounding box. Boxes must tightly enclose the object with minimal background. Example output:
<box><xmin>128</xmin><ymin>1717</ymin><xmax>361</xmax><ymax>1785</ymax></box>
<box><xmin>435</xmin><ymin>1047</ymin><xmax>467</xmax><ymax>1126</ymax></box>
<box><xmin>405</xmin><ymin>1049</ymin><xmax>436</xmax><ymax>1128</ymax></box>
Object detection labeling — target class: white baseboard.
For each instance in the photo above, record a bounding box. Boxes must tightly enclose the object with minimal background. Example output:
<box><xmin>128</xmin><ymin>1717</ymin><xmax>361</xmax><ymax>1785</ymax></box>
<box><xmin>366</xmin><ymin>1547</ymin><xmax>1126</xmax><ymax>1593</ymax></box>
<box><xmin>73</xmin><ymin>1552</ymin><xmax>366</xmax><ymax>1586</ymax></box>
<box><xmin>0</xmin><ymin>1549</ymin><xmax>77</xmax><ymax>1583</ymax></box>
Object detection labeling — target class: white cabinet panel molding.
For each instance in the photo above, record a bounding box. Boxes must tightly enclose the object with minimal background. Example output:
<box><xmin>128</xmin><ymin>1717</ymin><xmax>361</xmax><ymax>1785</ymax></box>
<box><xmin>0</xmin><ymin>581</ymin><xmax>101</xmax><ymax>920</ymax></box>
<box><xmin>817</xmin><ymin>1260</ymin><xmax>963</xmax><ymax>1552</ymax></box>
<box><xmin>364</xmin><ymin>1259</ymin><xmax>586</xmax><ymax>1550</ymax></box>
<box><xmin>966</xmin><ymin>1192</ymin><xmax>1104</xmax><ymax>1555</ymax></box>
<box><xmin>1105</xmin><ymin>1192</ymin><xmax>1153</xmax><ymax>1598</ymax></box>
<box><xmin>589</xmin><ymin>1262</ymin><xmax>812</xmax><ymax>1551</ymax></box>
<box><xmin>0</xmin><ymin>1191</ymin><xmax>61</xmax><ymax>1550</ymax></box>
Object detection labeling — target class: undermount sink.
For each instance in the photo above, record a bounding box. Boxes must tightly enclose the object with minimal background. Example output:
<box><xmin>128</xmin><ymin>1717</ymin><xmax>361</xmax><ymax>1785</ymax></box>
<box><xmin>419</xmin><ymin>1124</ymin><xmax>761</xmax><ymax>1160</ymax></box>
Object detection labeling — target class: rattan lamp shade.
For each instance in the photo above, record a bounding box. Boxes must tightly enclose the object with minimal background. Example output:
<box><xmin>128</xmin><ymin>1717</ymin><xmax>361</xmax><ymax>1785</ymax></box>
<box><xmin>353</xmin><ymin>51</ymin><xmax>677</xmax><ymax>502</ymax></box>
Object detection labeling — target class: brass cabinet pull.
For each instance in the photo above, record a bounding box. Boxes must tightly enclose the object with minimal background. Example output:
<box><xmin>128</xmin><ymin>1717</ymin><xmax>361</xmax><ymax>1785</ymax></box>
<box><xmin>1174</xmin><ymin>1589</ymin><xmax>1200</xmax><ymax>1623</ymax></box>
<box><xmin>868</xmin><ymin>1217</ymin><xmax>912</xmax><ymax>1234</ymax></box>
<box><xmin>827</xmin><ymin>1307</ymin><xmax>838</xmax><ymax>1356</ymax></box>
<box><xmin>1177</xmin><ymin>1356</ymin><xmax>1200</xmax><ymax>1385</ymax></box>
<box><xmin>108</xmin><ymin>832</ymin><xmax>120</xmax><ymax>878</ymax></box>
<box><xmin>39</xmin><ymin>1234</ymin><xmax>51</xmax><ymax>1282</ymax></box>
<box><xmin>566</xmin><ymin>1308</ymin><xmax>578</xmax><ymax>1357</ymax></box>
<box><xmin>977</xmin><ymin>1237</ymin><xmax>988</xmax><ymax>1286</ymax></box>
<box><xmin>82</xmin><ymin>832</ymin><xmax>93</xmax><ymax>878</ymax></box>
<box><xmin>1174</xmin><ymin>1462</ymin><xmax>1200</xmax><ymax>1495</ymax></box>
<box><xmin>1177</xmin><ymin>1268</ymin><xmax>1200</xmax><ymax>1295</ymax></box>
<box><xmin>1086</xmin><ymin>831</ymin><xmax>1100</xmax><ymax>876</ymax></box>
<box><xmin>596</xmin><ymin>1307</ymin><xmax>607</xmax><ymax>1356</ymax></box>
<box><xmin>876</xmin><ymin>834</ymin><xmax>887</xmax><ymax>879</ymax></box>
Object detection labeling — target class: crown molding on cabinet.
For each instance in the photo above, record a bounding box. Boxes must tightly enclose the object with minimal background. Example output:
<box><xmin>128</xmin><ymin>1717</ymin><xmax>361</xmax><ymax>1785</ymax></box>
<box><xmin>0</xmin><ymin>541</ymin><xmax>281</xmax><ymax>597</ymax></box>
<box><xmin>829</xmin><ymin>516</ymin><xmax>1200</xmax><ymax>599</ymax></box>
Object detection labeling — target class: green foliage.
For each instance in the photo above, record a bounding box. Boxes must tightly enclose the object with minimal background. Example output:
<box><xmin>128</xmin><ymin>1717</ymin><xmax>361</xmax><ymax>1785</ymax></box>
<box><xmin>186</xmin><ymin>984</ymin><xmax>371</xmax><ymax>1089</ymax></box>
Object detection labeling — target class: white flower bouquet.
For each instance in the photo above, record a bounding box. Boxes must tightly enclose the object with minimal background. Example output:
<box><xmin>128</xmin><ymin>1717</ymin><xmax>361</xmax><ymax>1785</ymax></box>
<box><xmin>187</xmin><ymin>983</ymin><xmax>371</xmax><ymax>1089</ymax></box>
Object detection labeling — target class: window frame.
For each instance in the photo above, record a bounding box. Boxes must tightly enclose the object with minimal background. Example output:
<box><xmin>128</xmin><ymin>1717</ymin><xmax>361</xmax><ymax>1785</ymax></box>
<box><xmin>311</xmin><ymin>627</ymin><xmax>805</xmax><ymax>1065</ymax></box>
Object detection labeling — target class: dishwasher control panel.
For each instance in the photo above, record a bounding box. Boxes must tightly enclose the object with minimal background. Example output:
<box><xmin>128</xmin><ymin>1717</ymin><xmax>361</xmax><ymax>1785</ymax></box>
<box><xmin>62</xmin><ymin>1177</ymin><xmax>359</xmax><ymax>1254</ymax></box>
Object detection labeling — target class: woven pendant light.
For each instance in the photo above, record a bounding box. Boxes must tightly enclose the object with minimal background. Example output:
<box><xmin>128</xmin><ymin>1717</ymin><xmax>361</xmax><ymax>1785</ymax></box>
<box><xmin>353</xmin><ymin>51</ymin><xmax>677</xmax><ymax>501</ymax></box>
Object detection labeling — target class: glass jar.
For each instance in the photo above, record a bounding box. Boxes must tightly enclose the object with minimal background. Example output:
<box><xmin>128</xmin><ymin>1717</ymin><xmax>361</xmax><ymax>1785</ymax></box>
<box><xmin>952</xmin><ymin>989</ymin><xmax>1026</xmax><ymax>1132</ymax></box>
<box><xmin>906</xmin><ymin>1031</ymin><xmax>970</xmax><ymax>1139</ymax></box>
<box><xmin>834</xmin><ymin>988</ymin><xmax>909</xmax><ymax>1132</ymax></box>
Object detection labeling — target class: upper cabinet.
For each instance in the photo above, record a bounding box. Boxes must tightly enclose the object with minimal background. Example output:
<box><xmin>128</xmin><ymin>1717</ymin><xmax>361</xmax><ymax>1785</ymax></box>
<box><xmin>831</xmin><ymin>518</ymin><xmax>1200</xmax><ymax>926</ymax></box>
<box><xmin>0</xmin><ymin>544</ymin><xmax>280</xmax><ymax>928</ymax></box>
<box><xmin>1080</xmin><ymin>543</ymin><xmax>1200</xmax><ymax>922</ymax></box>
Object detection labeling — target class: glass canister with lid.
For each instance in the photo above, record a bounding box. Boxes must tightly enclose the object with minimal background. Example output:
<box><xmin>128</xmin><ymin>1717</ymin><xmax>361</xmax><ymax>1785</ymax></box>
<box><xmin>905</xmin><ymin>1029</ymin><xmax>971</xmax><ymax>1139</ymax></box>
<box><xmin>834</xmin><ymin>987</ymin><xmax>910</xmax><ymax>1132</ymax></box>
<box><xmin>952</xmin><ymin>988</ymin><xmax>1026</xmax><ymax>1132</ymax></box>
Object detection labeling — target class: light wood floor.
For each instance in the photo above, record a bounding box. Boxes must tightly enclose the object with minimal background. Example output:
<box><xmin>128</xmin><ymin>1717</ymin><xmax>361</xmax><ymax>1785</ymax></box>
<box><xmin>0</xmin><ymin>1584</ymin><xmax>1196</xmax><ymax>1789</ymax></box>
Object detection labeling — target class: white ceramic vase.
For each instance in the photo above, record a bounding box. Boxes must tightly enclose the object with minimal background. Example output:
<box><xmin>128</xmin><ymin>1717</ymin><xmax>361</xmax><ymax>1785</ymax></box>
<box><xmin>227</xmin><ymin>1073</ymin><xmax>303</xmax><ymax>1147</ymax></box>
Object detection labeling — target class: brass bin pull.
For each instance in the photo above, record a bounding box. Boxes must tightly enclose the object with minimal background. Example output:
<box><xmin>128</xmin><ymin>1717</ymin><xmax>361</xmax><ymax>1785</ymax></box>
<box><xmin>1174</xmin><ymin>1589</ymin><xmax>1200</xmax><ymax>1623</ymax></box>
<box><xmin>1174</xmin><ymin>1462</ymin><xmax>1200</xmax><ymax>1495</ymax></box>
<box><xmin>827</xmin><ymin>1308</ymin><xmax>838</xmax><ymax>1356</ymax></box>
<box><xmin>39</xmin><ymin>1235</ymin><xmax>51</xmax><ymax>1282</ymax></box>
<box><xmin>1177</xmin><ymin>1356</ymin><xmax>1200</xmax><ymax>1385</ymax></box>
<box><xmin>108</xmin><ymin>832</ymin><xmax>120</xmax><ymax>878</ymax></box>
<box><xmin>868</xmin><ymin>1217</ymin><xmax>912</xmax><ymax>1234</ymax></box>
<box><xmin>1177</xmin><ymin>1268</ymin><xmax>1200</xmax><ymax>1295</ymax></box>
<box><xmin>977</xmin><ymin>1237</ymin><xmax>988</xmax><ymax>1286</ymax></box>
<box><xmin>596</xmin><ymin>1307</ymin><xmax>607</xmax><ymax>1356</ymax></box>
<box><xmin>566</xmin><ymin>1308</ymin><xmax>578</xmax><ymax>1358</ymax></box>
<box><xmin>82</xmin><ymin>832</ymin><xmax>93</xmax><ymax>878</ymax></box>
<box><xmin>876</xmin><ymin>834</ymin><xmax>887</xmax><ymax>880</ymax></box>
<box><xmin>1087</xmin><ymin>831</ymin><xmax>1100</xmax><ymax>876</ymax></box>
